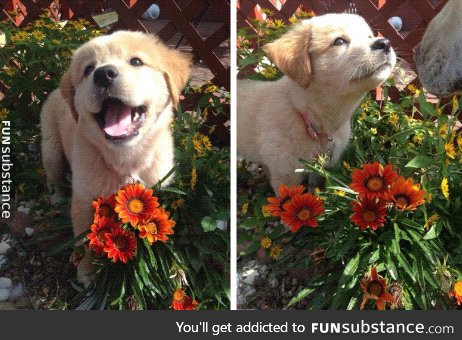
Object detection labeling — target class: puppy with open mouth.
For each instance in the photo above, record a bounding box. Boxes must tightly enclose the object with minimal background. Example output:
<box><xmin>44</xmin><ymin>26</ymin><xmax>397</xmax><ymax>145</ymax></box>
<box><xmin>237</xmin><ymin>13</ymin><xmax>396</xmax><ymax>192</ymax></box>
<box><xmin>40</xmin><ymin>31</ymin><xmax>191</xmax><ymax>285</ymax></box>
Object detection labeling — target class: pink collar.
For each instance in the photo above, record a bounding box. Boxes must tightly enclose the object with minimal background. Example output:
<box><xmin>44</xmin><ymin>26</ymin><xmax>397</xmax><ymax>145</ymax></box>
<box><xmin>297</xmin><ymin>110</ymin><xmax>326</xmax><ymax>140</ymax></box>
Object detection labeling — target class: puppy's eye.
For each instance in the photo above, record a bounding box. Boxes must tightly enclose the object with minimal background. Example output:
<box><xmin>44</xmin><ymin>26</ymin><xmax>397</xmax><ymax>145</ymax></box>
<box><xmin>130</xmin><ymin>57</ymin><xmax>143</xmax><ymax>66</ymax></box>
<box><xmin>333</xmin><ymin>37</ymin><xmax>348</xmax><ymax>46</ymax></box>
<box><xmin>84</xmin><ymin>65</ymin><xmax>95</xmax><ymax>76</ymax></box>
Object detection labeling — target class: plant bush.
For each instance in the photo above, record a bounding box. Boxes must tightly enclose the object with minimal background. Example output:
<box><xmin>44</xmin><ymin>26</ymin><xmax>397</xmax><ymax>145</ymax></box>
<box><xmin>1</xmin><ymin>15</ymin><xmax>229</xmax><ymax>309</ymax></box>
<box><xmin>237</xmin><ymin>11</ymin><xmax>462</xmax><ymax>310</ymax></box>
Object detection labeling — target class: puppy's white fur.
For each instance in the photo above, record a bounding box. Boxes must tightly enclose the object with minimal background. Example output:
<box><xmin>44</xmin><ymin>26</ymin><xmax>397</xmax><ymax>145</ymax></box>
<box><xmin>238</xmin><ymin>13</ymin><xmax>396</xmax><ymax>191</ymax></box>
<box><xmin>415</xmin><ymin>0</ymin><xmax>462</xmax><ymax>96</ymax></box>
<box><xmin>41</xmin><ymin>31</ymin><xmax>190</xmax><ymax>284</ymax></box>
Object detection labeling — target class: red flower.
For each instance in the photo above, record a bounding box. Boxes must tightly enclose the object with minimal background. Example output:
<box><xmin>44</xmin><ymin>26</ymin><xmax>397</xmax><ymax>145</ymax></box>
<box><xmin>87</xmin><ymin>217</ymin><xmax>121</xmax><ymax>255</ymax></box>
<box><xmin>115</xmin><ymin>183</ymin><xmax>159</xmax><ymax>226</ymax></box>
<box><xmin>171</xmin><ymin>289</ymin><xmax>198</xmax><ymax>310</ymax></box>
<box><xmin>263</xmin><ymin>184</ymin><xmax>305</xmax><ymax>217</ymax></box>
<box><xmin>385</xmin><ymin>177</ymin><xmax>426</xmax><ymax>211</ymax></box>
<box><xmin>350</xmin><ymin>198</ymin><xmax>387</xmax><ymax>231</ymax></box>
<box><xmin>450</xmin><ymin>281</ymin><xmax>462</xmax><ymax>305</ymax></box>
<box><xmin>92</xmin><ymin>194</ymin><xmax>117</xmax><ymax>222</ymax></box>
<box><xmin>280</xmin><ymin>193</ymin><xmax>324</xmax><ymax>232</ymax></box>
<box><xmin>138</xmin><ymin>208</ymin><xmax>175</xmax><ymax>244</ymax></box>
<box><xmin>360</xmin><ymin>267</ymin><xmax>394</xmax><ymax>310</ymax></box>
<box><xmin>103</xmin><ymin>227</ymin><xmax>137</xmax><ymax>263</ymax></box>
<box><xmin>350</xmin><ymin>162</ymin><xmax>398</xmax><ymax>199</ymax></box>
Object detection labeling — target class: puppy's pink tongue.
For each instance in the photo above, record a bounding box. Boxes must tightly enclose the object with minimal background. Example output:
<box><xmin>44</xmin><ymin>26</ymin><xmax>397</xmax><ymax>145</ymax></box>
<box><xmin>103</xmin><ymin>101</ymin><xmax>132</xmax><ymax>137</ymax></box>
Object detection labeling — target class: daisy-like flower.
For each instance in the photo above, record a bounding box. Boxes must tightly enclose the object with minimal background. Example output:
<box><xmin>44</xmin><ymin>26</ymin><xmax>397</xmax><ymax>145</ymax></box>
<box><xmin>115</xmin><ymin>183</ymin><xmax>159</xmax><ymax>226</ymax></box>
<box><xmin>171</xmin><ymin>289</ymin><xmax>199</xmax><ymax>310</ymax></box>
<box><xmin>360</xmin><ymin>267</ymin><xmax>394</xmax><ymax>310</ymax></box>
<box><xmin>260</xmin><ymin>237</ymin><xmax>272</xmax><ymax>249</ymax></box>
<box><xmin>441</xmin><ymin>177</ymin><xmax>450</xmax><ymax>199</ymax></box>
<box><xmin>87</xmin><ymin>217</ymin><xmax>121</xmax><ymax>255</ymax></box>
<box><xmin>385</xmin><ymin>177</ymin><xmax>426</xmax><ymax>211</ymax></box>
<box><xmin>92</xmin><ymin>194</ymin><xmax>117</xmax><ymax>222</ymax></box>
<box><xmin>263</xmin><ymin>184</ymin><xmax>305</xmax><ymax>218</ymax></box>
<box><xmin>280</xmin><ymin>193</ymin><xmax>324</xmax><ymax>232</ymax></box>
<box><xmin>450</xmin><ymin>281</ymin><xmax>462</xmax><ymax>305</ymax></box>
<box><xmin>103</xmin><ymin>227</ymin><xmax>137</xmax><ymax>263</ymax></box>
<box><xmin>445</xmin><ymin>142</ymin><xmax>456</xmax><ymax>160</ymax></box>
<box><xmin>269</xmin><ymin>244</ymin><xmax>282</xmax><ymax>260</ymax></box>
<box><xmin>350</xmin><ymin>162</ymin><xmax>398</xmax><ymax>199</ymax></box>
<box><xmin>138</xmin><ymin>208</ymin><xmax>175</xmax><ymax>244</ymax></box>
<box><xmin>350</xmin><ymin>198</ymin><xmax>387</xmax><ymax>231</ymax></box>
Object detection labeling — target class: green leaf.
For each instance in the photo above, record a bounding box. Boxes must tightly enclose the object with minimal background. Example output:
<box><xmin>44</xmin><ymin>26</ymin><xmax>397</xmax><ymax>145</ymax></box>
<box><xmin>423</xmin><ymin>223</ymin><xmax>442</xmax><ymax>240</ymax></box>
<box><xmin>201</xmin><ymin>216</ymin><xmax>217</xmax><ymax>232</ymax></box>
<box><xmin>287</xmin><ymin>287</ymin><xmax>316</xmax><ymax>307</ymax></box>
<box><xmin>405</xmin><ymin>155</ymin><xmax>434</xmax><ymax>169</ymax></box>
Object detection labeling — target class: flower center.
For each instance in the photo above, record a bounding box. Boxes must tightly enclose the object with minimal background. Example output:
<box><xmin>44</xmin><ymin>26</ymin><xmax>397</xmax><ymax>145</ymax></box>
<box><xmin>97</xmin><ymin>230</ymin><xmax>107</xmax><ymax>243</ymax></box>
<box><xmin>366</xmin><ymin>176</ymin><xmax>384</xmax><ymax>192</ymax></box>
<box><xmin>114</xmin><ymin>236</ymin><xmax>127</xmax><ymax>250</ymax></box>
<box><xmin>173</xmin><ymin>289</ymin><xmax>185</xmax><ymax>302</ymax></box>
<box><xmin>395</xmin><ymin>194</ymin><xmax>410</xmax><ymax>208</ymax></box>
<box><xmin>128</xmin><ymin>198</ymin><xmax>144</xmax><ymax>214</ymax></box>
<box><xmin>367</xmin><ymin>281</ymin><xmax>384</xmax><ymax>298</ymax></box>
<box><xmin>363</xmin><ymin>210</ymin><xmax>376</xmax><ymax>222</ymax></box>
<box><xmin>297</xmin><ymin>209</ymin><xmax>311</xmax><ymax>221</ymax></box>
<box><xmin>99</xmin><ymin>204</ymin><xmax>112</xmax><ymax>217</ymax></box>
<box><xmin>146</xmin><ymin>222</ymin><xmax>158</xmax><ymax>235</ymax></box>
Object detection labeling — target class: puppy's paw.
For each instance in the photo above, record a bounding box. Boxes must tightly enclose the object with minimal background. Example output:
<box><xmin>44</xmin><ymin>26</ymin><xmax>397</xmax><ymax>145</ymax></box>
<box><xmin>77</xmin><ymin>259</ymin><xmax>94</xmax><ymax>288</ymax></box>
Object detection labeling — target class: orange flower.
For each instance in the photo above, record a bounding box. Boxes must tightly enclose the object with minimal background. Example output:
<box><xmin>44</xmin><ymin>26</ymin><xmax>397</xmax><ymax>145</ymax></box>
<box><xmin>263</xmin><ymin>184</ymin><xmax>305</xmax><ymax>217</ymax></box>
<box><xmin>450</xmin><ymin>281</ymin><xmax>462</xmax><ymax>305</ymax></box>
<box><xmin>115</xmin><ymin>183</ymin><xmax>159</xmax><ymax>226</ymax></box>
<box><xmin>103</xmin><ymin>227</ymin><xmax>137</xmax><ymax>263</ymax></box>
<box><xmin>280</xmin><ymin>193</ymin><xmax>324</xmax><ymax>232</ymax></box>
<box><xmin>138</xmin><ymin>208</ymin><xmax>175</xmax><ymax>244</ymax></box>
<box><xmin>350</xmin><ymin>162</ymin><xmax>398</xmax><ymax>199</ymax></box>
<box><xmin>92</xmin><ymin>194</ymin><xmax>117</xmax><ymax>222</ymax></box>
<box><xmin>171</xmin><ymin>289</ymin><xmax>199</xmax><ymax>310</ymax></box>
<box><xmin>87</xmin><ymin>217</ymin><xmax>120</xmax><ymax>255</ymax></box>
<box><xmin>360</xmin><ymin>267</ymin><xmax>394</xmax><ymax>310</ymax></box>
<box><xmin>386</xmin><ymin>177</ymin><xmax>426</xmax><ymax>211</ymax></box>
<box><xmin>350</xmin><ymin>198</ymin><xmax>387</xmax><ymax>231</ymax></box>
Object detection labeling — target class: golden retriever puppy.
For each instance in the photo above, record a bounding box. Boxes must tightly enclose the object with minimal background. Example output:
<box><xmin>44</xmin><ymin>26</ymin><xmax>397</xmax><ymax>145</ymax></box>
<box><xmin>41</xmin><ymin>31</ymin><xmax>191</xmax><ymax>284</ymax></box>
<box><xmin>237</xmin><ymin>13</ymin><xmax>396</xmax><ymax>191</ymax></box>
<box><xmin>415</xmin><ymin>0</ymin><xmax>462</xmax><ymax>96</ymax></box>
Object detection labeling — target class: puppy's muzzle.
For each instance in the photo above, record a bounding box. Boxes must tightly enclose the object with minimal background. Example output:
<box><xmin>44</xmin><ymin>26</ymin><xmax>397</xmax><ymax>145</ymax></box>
<box><xmin>94</xmin><ymin>65</ymin><xmax>119</xmax><ymax>88</ymax></box>
<box><xmin>371</xmin><ymin>38</ymin><xmax>391</xmax><ymax>54</ymax></box>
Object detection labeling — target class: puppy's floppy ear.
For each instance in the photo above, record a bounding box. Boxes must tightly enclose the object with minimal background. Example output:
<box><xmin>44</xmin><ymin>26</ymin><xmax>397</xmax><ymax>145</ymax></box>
<box><xmin>60</xmin><ymin>69</ymin><xmax>78</xmax><ymax>121</ymax></box>
<box><xmin>162</xmin><ymin>50</ymin><xmax>192</xmax><ymax>109</ymax></box>
<box><xmin>264</xmin><ymin>20</ymin><xmax>312</xmax><ymax>88</ymax></box>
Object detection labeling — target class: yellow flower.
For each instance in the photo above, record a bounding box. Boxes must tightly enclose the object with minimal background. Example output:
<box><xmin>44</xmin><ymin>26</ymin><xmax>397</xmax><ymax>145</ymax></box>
<box><xmin>439</xmin><ymin>123</ymin><xmax>448</xmax><ymax>139</ymax></box>
<box><xmin>10</xmin><ymin>31</ymin><xmax>28</xmax><ymax>42</ymax></box>
<box><xmin>452</xmin><ymin>95</ymin><xmax>459</xmax><ymax>114</ymax></box>
<box><xmin>424</xmin><ymin>213</ymin><xmax>440</xmax><ymax>229</ymax></box>
<box><xmin>445</xmin><ymin>142</ymin><xmax>456</xmax><ymax>160</ymax></box>
<box><xmin>260</xmin><ymin>237</ymin><xmax>272</xmax><ymax>249</ymax></box>
<box><xmin>407</xmin><ymin>84</ymin><xmax>420</xmax><ymax>96</ymax></box>
<box><xmin>31</xmin><ymin>30</ymin><xmax>46</xmax><ymax>41</ymax></box>
<box><xmin>388</xmin><ymin>112</ymin><xmax>399</xmax><ymax>125</ymax></box>
<box><xmin>371</xmin><ymin>128</ymin><xmax>377</xmax><ymax>135</ymax></box>
<box><xmin>0</xmin><ymin>108</ymin><xmax>8</xmax><ymax>120</ymax></box>
<box><xmin>192</xmin><ymin>132</ymin><xmax>212</xmax><ymax>157</ymax></box>
<box><xmin>269</xmin><ymin>245</ymin><xmax>282</xmax><ymax>260</ymax></box>
<box><xmin>412</xmin><ymin>134</ymin><xmax>423</xmax><ymax>145</ymax></box>
<box><xmin>343</xmin><ymin>161</ymin><xmax>351</xmax><ymax>171</ymax></box>
<box><xmin>241</xmin><ymin>202</ymin><xmax>249</xmax><ymax>215</ymax></box>
<box><xmin>261</xmin><ymin>205</ymin><xmax>271</xmax><ymax>218</ymax></box>
<box><xmin>457</xmin><ymin>134</ymin><xmax>462</xmax><ymax>152</ymax></box>
<box><xmin>191</xmin><ymin>166</ymin><xmax>197</xmax><ymax>190</ymax></box>
<box><xmin>441</xmin><ymin>177</ymin><xmax>449</xmax><ymax>199</ymax></box>
<box><xmin>51</xmin><ymin>39</ymin><xmax>60</xmax><ymax>45</ymax></box>
<box><xmin>204</xmin><ymin>83</ymin><xmax>219</xmax><ymax>94</ymax></box>
<box><xmin>261</xmin><ymin>65</ymin><xmax>278</xmax><ymax>79</ymax></box>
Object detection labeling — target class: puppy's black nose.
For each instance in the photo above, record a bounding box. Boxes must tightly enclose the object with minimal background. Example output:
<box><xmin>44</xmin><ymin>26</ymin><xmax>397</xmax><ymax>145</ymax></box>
<box><xmin>372</xmin><ymin>38</ymin><xmax>391</xmax><ymax>54</ymax></box>
<box><xmin>94</xmin><ymin>65</ymin><xmax>119</xmax><ymax>88</ymax></box>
